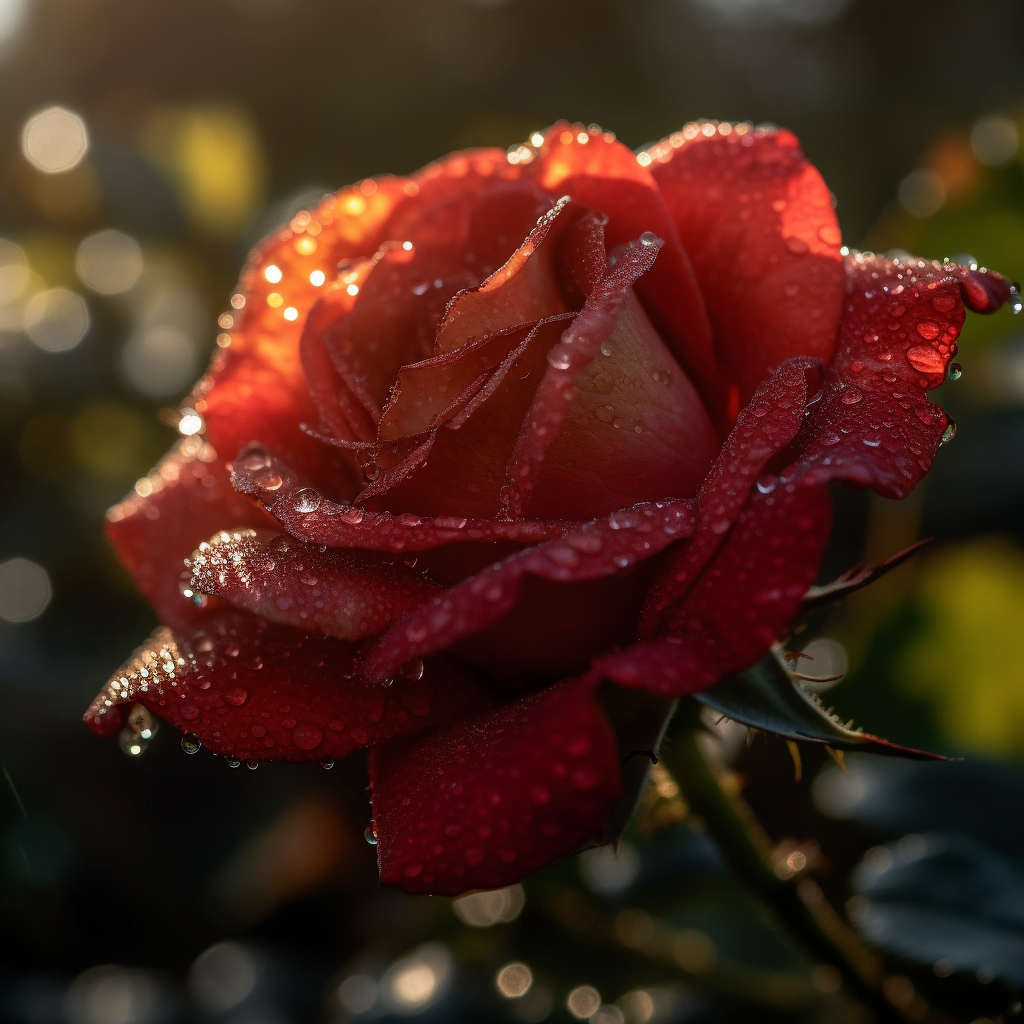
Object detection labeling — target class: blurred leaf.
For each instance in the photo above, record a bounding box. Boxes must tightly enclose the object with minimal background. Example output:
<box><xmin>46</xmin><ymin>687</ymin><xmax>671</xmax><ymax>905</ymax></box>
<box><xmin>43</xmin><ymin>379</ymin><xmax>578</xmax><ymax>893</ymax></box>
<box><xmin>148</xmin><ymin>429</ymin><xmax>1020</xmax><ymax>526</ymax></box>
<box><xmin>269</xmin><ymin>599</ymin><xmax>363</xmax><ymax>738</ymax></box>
<box><xmin>899</xmin><ymin>536</ymin><xmax>1024</xmax><ymax>759</ymax></box>
<box><xmin>851</xmin><ymin>832</ymin><xmax>1024</xmax><ymax>984</ymax></box>
<box><xmin>697</xmin><ymin>654</ymin><xmax>941</xmax><ymax>758</ymax></box>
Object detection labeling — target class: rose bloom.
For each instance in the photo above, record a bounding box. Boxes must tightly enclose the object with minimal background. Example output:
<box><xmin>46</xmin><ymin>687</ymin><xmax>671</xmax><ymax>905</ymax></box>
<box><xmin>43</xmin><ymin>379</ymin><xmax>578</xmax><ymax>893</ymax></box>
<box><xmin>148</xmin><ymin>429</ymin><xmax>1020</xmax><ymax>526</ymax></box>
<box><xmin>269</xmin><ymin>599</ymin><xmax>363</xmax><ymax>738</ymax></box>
<box><xmin>86</xmin><ymin>122</ymin><xmax>1011</xmax><ymax>894</ymax></box>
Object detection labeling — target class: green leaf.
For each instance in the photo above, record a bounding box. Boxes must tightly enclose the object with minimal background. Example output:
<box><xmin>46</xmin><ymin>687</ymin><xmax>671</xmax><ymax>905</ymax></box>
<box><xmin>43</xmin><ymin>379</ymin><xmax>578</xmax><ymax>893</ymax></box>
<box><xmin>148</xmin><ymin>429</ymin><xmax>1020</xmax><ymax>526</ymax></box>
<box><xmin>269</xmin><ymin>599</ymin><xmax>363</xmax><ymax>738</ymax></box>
<box><xmin>695</xmin><ymin>654</ymin><xmax>945</xmax><ymax>759</ymax></box>
<box><xmin>851</xmin><ymin>832</ymin><xmax>1024</xmax><ymax>985</ymax></box>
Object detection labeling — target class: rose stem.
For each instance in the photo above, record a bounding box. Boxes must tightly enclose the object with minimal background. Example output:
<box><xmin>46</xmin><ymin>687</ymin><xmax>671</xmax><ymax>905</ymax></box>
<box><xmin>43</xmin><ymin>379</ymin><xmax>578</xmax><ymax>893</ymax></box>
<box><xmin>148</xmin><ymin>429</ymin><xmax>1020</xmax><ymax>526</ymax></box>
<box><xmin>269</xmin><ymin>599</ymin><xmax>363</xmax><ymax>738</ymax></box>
<box><xmin>667</xmin><ymin>700</ymin><xmax>917</xmax><ymax>1024</ymax></box>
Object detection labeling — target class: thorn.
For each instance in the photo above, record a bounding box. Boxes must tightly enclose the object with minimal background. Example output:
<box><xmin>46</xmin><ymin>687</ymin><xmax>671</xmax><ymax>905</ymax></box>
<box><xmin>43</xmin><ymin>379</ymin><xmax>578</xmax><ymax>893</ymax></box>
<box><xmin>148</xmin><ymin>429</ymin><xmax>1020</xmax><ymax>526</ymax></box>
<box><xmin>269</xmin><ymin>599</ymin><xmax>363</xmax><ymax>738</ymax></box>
<box><xmin>786</xmin><ymin>741</ymin><xmax>803</xmax><ymax>783</ymax></box>
<box><xmin>825</xmin><ymin>747</ymin><xmax>849</xmax><ymax>774</ymax></box>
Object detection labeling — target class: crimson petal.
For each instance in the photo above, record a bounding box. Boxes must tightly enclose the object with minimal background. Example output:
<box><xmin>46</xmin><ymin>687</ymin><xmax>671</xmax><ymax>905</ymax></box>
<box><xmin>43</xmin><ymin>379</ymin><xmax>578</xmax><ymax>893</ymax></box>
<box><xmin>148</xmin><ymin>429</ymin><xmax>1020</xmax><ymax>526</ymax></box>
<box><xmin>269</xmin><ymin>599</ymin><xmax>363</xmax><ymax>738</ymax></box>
<box><xmin>106</xmin><ymin>439</ymin><xmax>273</xmax><ymax>630</ymax></box>
<box><xmin>187</xmin><ymin>527</ymin><xmax>441</xmax><ymax>641</ymax></box>
<box><xmin>786</xmin><ymin>254</ymin><xmax>1013</xmax><ymax>498</ymax></box>
<box><xmin>643</xmin><ymin>122</ymin><xmax>845</xmax><ymax>406</ymax></box>
<box><xmin>230</xmin><ymin>444</ymin><xmax>571</xmax><ymax>550</ymax></box>
<box><xmin>84</xmin><ymin>610</ymin><xmax>489</xmax><ymax>761</ymax></box>
<box><xmin>368</xmin><ymin>674</ymin><xmax>622</xmax><ymax>894</ymax></box>
<box><xmin>361</xmin><ymin>499</ymin><xmax>694</xmax><ymax>685</ymax></box>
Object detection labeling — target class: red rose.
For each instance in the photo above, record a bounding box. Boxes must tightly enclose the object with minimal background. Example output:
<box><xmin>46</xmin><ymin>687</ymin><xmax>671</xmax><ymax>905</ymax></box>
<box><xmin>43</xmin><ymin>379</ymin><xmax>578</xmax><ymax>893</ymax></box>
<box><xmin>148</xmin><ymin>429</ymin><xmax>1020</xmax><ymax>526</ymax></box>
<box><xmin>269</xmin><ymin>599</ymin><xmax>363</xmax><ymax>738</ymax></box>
<box><xmin>86</xmin><ymin>122</ymin><xmax>1012</xmax><ymax>894</ymax></box>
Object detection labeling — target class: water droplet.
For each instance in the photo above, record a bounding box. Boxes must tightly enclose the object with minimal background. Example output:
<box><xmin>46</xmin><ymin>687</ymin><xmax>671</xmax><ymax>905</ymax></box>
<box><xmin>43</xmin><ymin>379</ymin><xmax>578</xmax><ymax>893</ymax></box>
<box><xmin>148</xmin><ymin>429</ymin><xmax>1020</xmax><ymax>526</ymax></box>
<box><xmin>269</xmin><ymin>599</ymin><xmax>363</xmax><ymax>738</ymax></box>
<box><xmin>785</xmin><ymin>236</ymin><xmax>809</xmax><ymax>255</ymax></box>
<box><xmin>181</xmin><ymin>703</ymin><xmax>200</xmax><ymax>720</ymax></box>
<box><xmin>339</xmin><ymin>507</ymin><xmax>364</xmax><ymax>524</ymax></box>
<box><xmin>906</xmin><ymin>345</ymin><xmax>946</xmax><ymax>375</ymax></box>
<box><xmin>319</xmin><ymin>757</ymin><xmax>335</xmax><ymax>769</ymax></box>
<box><xmin>840</xmin><ymin>389</ymin><xmax>863</xmax><ymax>405</ymax></box>
<box><xmin>177</xmin><ymin>409</ymin><xmax>204</xmax><ymax>436</ymax></box>
<box><xmin>363</xmin><ymin>464</ymin><xmax>380</xmax><ymax>482</ymax></box>
<box><xmin>915</xmin><ymin>319</ymin><xmax>941</xmax><ymax>340</ymax></box>
<box><xmin>246</xmin><ymin>760</ymin><xmax>259</xmax><ymax>770</ymax></box>
<box><xmin>181</xmin><ymin>733</ymin><xmax>202</xmax><ymax>754</ymax></box>
<box><xmin>592</xmin><ymin>371</ymin><xmax>613</xmax><ymax>394</ymax></box>
<box><xmin>947</xmin><ymin>362</ymin><xmax>963</xmax><ymax>381</ymax></box>
<box><xmin>638</xmin><ymin>231</ymin><xmax>660</xmax><ymax>248</ymax></box>
<box><xmin>399</xmin><ymin>658</ymin><xmax>425</xmax><ymax>681</ymax></box>
<box><xmin>364</xmin><ymin>823</ymin><xmax>378</xmax><ymax>845</ymax></box>
<box><xmin>1010</xmin><ymin>284</ymin><xmax>1023</xmax><ymax>315</ymax></box>
<box><xmin>226</xmin><ymin>759</ymin><xmax>242</xmax><ymax>768</ymax></box>
<box><xmin>547</xmin><ymin>348</ymin><xmax>572</xmax><ymax>370</ymax></box>
<box><xmin>292</xmin><ymin>723</ymin><xmax>323</xmax><ymax>750</ymax></box>
<box><xmin>941</xmin><ymin>419</ymin><xmax>957</xmax><ymax>445</ymax></box>
<box><xmin>118</xmin><ymin>704</ymin><xmax>158</xmax><ymax>757</ymax></box>
<box><xmin>224</xmin><ymin>687</ymin><xmax>248</xmax><ymax>707</ymax></box>
<box><xmin>292</xmin><ymin>488</ymin><xmax>322</xmax><ymax>514</ymax></box>
<box><xmin>595</xmin><ymin>405</ymin><xmax>614</xmax><ymax>423</ymax></box>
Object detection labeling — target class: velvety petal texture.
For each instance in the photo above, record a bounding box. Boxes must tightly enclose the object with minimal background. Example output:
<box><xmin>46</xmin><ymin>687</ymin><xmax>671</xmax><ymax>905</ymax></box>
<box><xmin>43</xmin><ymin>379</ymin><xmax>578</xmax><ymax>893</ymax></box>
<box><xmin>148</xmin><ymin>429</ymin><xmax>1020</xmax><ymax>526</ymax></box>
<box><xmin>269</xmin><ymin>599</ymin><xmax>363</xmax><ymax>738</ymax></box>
<box><xmin>88</xmin><ymin>119</ymin><xmax>1015</xmax><ymax>895</ymax></box>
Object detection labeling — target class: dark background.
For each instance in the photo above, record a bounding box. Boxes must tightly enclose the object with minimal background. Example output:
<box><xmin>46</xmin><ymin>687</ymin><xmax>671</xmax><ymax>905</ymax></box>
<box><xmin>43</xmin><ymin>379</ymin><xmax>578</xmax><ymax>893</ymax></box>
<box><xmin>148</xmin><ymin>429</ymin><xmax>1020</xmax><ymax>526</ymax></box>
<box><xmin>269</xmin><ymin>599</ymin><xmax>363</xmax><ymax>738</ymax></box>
<box><xmin>1</xmin><ymin>1</ymin><xmax>1023</xmax><ymax>1022</ymax></box>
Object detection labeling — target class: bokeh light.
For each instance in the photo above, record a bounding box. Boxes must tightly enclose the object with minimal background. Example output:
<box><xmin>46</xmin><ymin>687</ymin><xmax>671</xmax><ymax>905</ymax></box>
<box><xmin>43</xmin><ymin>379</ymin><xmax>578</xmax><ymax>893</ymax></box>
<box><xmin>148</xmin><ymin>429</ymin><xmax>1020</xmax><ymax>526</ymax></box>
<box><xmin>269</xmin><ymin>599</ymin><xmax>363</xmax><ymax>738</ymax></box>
<box><xmin>897</xmin><ymin>169</ymin><xmax>946</xmax><ymax>219</ymax></box>
<box><xmin>76</xmin><ymin>230</ymin><xmax>144</xmax><ymax>295</ymax></box>
<box><xmin>24</xmin><ymin>287</ymin><xmax>90</xmax><ymax>352</ymax></box>
<box><xmin>64</xmin><ymin>965</ymin><xmax>159</xmax><ymax>1024</ymax></box>
<box><xmin>579</xmin><ymin>842</ymin><xmax>641</xmax><ymax>895</ymax></box>
<box><xmin>970</xmin><ymin>114</ymin><xmax>1020</xmax><ymax>167</ymax></box>
<box><xmin>452</xmin><ymin>883</ymin><xmax>525</xmax><ymax>926</ymax></box>
<box><xmin>187</xmin><ymin>941</ymin><xmax>258</xmax><ymax>1014</ymax></box>
<box><xmin>0</xmin><ymin>239</ymin><xmax>30</xmax><ymax>305</ymax></box>
<box><xmin>380</xmin><ymin>944</ymin><xmax>452</xmax><ymax>1014</ymax></box>
<box><xmin>495</xmin><ymin>962</ymin><xmax>533</xmax><ymax>998</ymax></box>
<box><xmin>567</xmin><ymin>984</ymin><xmax>602</xmax><ymax>1020</ymax></box>
<box><xmin>336</xmin><ymin>974</ymin><xmax>377</xmax><ymax>1015</ymax></box>
<box><xmin>0</xmin><ymin>0</ymin><xmax>27</xmax><ymax>50</ymax></box>
<box><xmin>21</xmin><ymin>105</ymin><xmax>89</xmax><ymax>173</ymax></box>
<box><xmin>0</xmin><ymin>557</ymin><xmax>51</xmax><ymax>623</ymax></box>
<box><xmin>119</xmin><ymin>324</ymin><xmax>201</xmax><ymax>397</ymax></box>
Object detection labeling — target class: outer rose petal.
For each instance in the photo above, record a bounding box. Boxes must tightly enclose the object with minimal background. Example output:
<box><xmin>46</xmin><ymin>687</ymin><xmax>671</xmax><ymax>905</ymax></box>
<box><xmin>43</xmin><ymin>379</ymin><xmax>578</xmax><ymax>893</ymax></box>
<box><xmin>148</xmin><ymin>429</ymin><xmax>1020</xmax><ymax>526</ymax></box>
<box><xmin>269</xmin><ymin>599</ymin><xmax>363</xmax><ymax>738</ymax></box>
<box><xmin>643</xmin><ymin>122</ymin><xmax>845</xmax><ymax>405</ymax></box>
<box><xmin>362</xmin><ymin>499</ymin><xmax>694</xmax><ymax>685</ymax></box>
<box><xmin>629</xmin><ymin>259</ymin><xmax>1012</xmax><ymax>696</ymax></box>
<box><xmin>787</xmin><ymin>254</ymin><xmax>1013</xmax><ymax>498</ymax></box>
<box><xmin>106</xmin><ymin>439</ymin><xmax>272</xmax><ymax>630</ymax></box>
<box><xmin>186</xmin><ymin>528</ymin><xmax>441</xmax><ymax>641</ymax></box>
<box><xmin>369</xmin><ymin>675</ymin><xmax>622</xmax><ymax>894</ymax></box>
<box><xmin>231</xmin><ymin>444</ymin><xmax>571</xmax><ymax>549</ymax></box>
<box><xmin>84</xmin><ymin>610</ymin><xmax>490</xmax><ymax>761</ymax></box>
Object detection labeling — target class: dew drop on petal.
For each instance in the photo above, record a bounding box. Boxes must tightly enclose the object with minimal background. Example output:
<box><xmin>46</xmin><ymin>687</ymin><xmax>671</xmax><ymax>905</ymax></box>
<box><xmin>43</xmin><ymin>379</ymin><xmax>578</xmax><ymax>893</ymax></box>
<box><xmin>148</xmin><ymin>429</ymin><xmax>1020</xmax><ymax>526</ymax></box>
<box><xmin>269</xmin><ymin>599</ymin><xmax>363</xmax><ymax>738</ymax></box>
<box><xmin>292</xmin><ymin>488</ymin><xmax>322</xmax><ymax>514</ymax></box>
<box><xmin>941</xmin><ymin>419</ymin><xmax>957</xmax><ymax>445</ymax></box>
<box><xmin>292</xmin><ymin>723</ymin><xmax>323</xmax><ymax>750</ymax></box>
<box><xmin>947</xmin><ymin>362</ymin><xmax>963</xmax><ymax>381</ymax></box>
<box><xmin>364</xmin><ymin>823</ymin><xmax>378</xmax><ymax>845</ymax></box>
<box><xmin>181</xmin><ymin>733</ymin><xmax>202</xmax><ymax>754</ymax></box>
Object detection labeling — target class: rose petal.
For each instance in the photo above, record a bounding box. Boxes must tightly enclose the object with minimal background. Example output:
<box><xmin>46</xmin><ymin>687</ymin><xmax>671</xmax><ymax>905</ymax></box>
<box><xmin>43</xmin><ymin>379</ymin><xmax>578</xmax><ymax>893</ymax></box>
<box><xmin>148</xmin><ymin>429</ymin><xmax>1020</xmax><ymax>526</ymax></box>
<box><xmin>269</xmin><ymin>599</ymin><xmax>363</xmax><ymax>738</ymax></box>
<box><xmin>231</xmin><ymin>444</ymin><xmax>571</xmax><ymax>549</ymax></box>
<box><xmin>362</xmin><ymin>499</ymin><xmax>694</xmax><ymax>685</ymax></box>
<box><xmin>84</xmin><ymin>610</ymin><xmax>489</xmax><ymax>761</ymax></box>
<box><xmin>642</xmin><ymin>121</ymin><xmax>845</xmax><ymax>406</ymax></box>
<box><xmin>785</xmin><ymin>254</ymin><xmax>1013</xmax><ymax>498</ymax></box>
<box><xmin>193</xmin><ymin>178</ymin><xmax>414</xmax><ymax>477</ymax></box>
<box><xmin>187</xmin><ymin>527</ymin><xmax>441</xmax><ymax>641</ymax></box>
<box><xmin>106</xmin><ymin>439</ymin><xmax>272</xmax><ymax>630</ymax></box>
<box><xmin>529</xmin><ymin>123</ymin><xmax>720</xmax><ymax>418</ymax></box>
<box><xmin>505</xmin><ymin>237</ymin><xmax>719</xmax><ymax>518</ymax></box>
<box><xmin>642</xmin><ymin>358</ymin><xmax>815</xmax><ymax>629</ymax></box>
<box><xmin>368</xmin><ymin>674</ymin><xmax>622</xmax><ymax>894</ymax></box>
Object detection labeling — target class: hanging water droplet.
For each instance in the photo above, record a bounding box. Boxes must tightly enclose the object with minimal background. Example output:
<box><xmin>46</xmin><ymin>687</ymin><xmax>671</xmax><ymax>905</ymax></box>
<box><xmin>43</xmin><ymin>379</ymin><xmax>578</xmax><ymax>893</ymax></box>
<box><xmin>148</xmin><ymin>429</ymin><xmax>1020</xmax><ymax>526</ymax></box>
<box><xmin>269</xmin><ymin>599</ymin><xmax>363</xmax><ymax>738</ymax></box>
<box><xmin>181</xmin><ymin>733</ymin><xmax>202</xmax><ymax>755</ymax></box>
<box><xmin>226</xmin><ymin>759</ymin><xmax>242</xmax><ymax>768</ymax></box>
<box><xmin>941</xmin><ymin>419</ymin><xmax>957</xmax><ymax>445</ymax></box>
<box><xmin>1010</xmin><ymin>284</ymin><xmax>1023</xmax><ymax>315</ymax></box>
<box><xmin>319</xmin><ymin>757</ymin><xmax>335</xmax><ymax>769</ymax></box>
<box><xmin>947</xmin><ymin>362</ymin><xmax>963</xmax><ymax>381</ymax></box>
<box><xmin>364</xmin><ymin>823</ymin><xmax>378</xmax><ymax>845</ymax></box>
<box><xmin>246</xmin><ymin>760</ymin><xmax>259</xmax><ymax>770</ymax></box>
<box><xmin>118</xmin><ymin>703</ymin><xmax>158</xmax><ymax>757</ymax></box>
